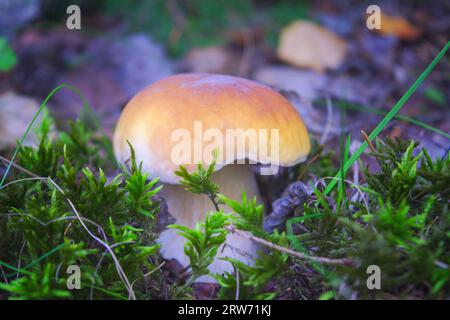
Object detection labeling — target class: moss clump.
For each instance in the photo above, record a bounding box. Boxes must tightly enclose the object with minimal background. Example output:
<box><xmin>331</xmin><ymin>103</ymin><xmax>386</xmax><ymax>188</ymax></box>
<box><xmin>0</xmin><ymin>110</ymin><xmax>163</xmax><ymax>300</ymax></box>
<box><xmin>288</xmin><ymin>138</ymin><xmax>450</xmax><ymax>299</ymax></box>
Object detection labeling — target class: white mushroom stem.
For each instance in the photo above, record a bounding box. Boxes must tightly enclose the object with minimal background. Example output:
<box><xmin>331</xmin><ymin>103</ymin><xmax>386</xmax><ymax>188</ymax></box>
<box><xmin>157</xmin><ymin>164</ymin><xmax>261</xmax><ymax>282</ymax></box>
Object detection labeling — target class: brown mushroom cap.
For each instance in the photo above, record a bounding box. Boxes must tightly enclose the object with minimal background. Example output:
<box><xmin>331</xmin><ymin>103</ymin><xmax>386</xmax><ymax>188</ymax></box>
<box><xmin>113</xmin><ymin>73</ymin><xmax>310</xmax><ymax>183</ymax></box>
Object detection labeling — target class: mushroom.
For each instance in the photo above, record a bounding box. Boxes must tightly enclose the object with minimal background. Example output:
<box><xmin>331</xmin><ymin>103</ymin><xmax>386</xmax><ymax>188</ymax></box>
<box><xmin>113</xmin><ymin>73</ymin><xmax>310</xmax><ymax>281</ymax></box>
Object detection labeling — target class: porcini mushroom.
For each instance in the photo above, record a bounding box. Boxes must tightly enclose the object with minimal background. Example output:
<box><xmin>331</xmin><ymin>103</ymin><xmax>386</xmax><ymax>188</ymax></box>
<box><xmin>113</xmin><ymin>73</ymin><xmax>310</xmax><ymax>280</ymax></box>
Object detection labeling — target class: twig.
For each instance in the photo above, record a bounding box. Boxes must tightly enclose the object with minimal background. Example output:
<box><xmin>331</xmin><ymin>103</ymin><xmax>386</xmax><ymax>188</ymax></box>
<box><xmin>90</xmin><ymin>241</ymin><xmax>136</xmax><ymax>300</ymax></box>
<box><xmin>0</xmin><ymin>155</ymin><xmax>39</xmax><ymax>178</ymax></box>
<box><xmin>361</xmin><ymin>130</ymin><xmax>377</xmax><ymax>153</ymax></box>
<box><xmin>16</xmin><ymin>240</ymin><xmax>26</xmax><ymax>280</ymax></box>
<box><xmin>226</xmin><ymin>225</ymin><xmax>355</xmax><ymax>267</ymax></box>
<box><xmin>48</xmin><ymin>178</ymin><xmax>137</xmax><ymax>300</ymax></box>
<box><xmin>297</xmin><ymin>153</ymin><xmax>319</xmax><ymax>181</ymax></box>
<box><xmin>0</xmin><ymin>165</ymin><xmax>137</xmax><ymax>299</ymax></box>
<box><xmin>208</xmin><ymin>193</ymin><xmax>221</xmax><ymax>212</ymax></box>
<box><xmin>0</xmin><ymin>177</ymin><xmax>48</xmax><ymax>190</ymax></box>
<box><xmin>129</xmin><ymin>261</ymin><xmax>166</xmax><ymax>299</ymax></box>
<box><xmin>3</xmin><ymin>212</ymin><xmax>109</xmax><ymax>243</ymax></box>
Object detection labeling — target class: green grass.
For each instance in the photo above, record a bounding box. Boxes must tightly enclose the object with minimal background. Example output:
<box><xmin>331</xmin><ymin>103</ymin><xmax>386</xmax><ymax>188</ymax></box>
<box><xmin>1</xmin><ymin>243</ymin><xmax>65</xmax><ymax>278</ymax></box>
<box><xmin>0</xmin><ymin>37</ymin><xmax>17</xmax><ymax>72</ymax></box>
<box><xmin>315</xmin><ymin>100</ymin><xmax>450</xmax><ymax>140</ymax></box>
<box><xmin>323</xmin><ymin>41</ymin><xmax>449</xmax><ymax>196</ymax></box>
<box><xmin>282</xmin><ymin>41</ymin><xmax>450</xmax><ymax>299</ymax></box>
<box><xmin>286</xmin><ymin>40</ymin><xmax>449</xmax><ymax>253</ymax></box>
<box><xmin>0</xmin><ymin>83</ymin><xmax>114</xmax><ymax>188</ymax></box>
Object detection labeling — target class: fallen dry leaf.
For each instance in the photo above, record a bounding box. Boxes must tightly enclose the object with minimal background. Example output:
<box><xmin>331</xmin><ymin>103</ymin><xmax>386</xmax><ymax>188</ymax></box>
<box><xmin>277</xmin><ymin>20</ymin><xmax>347</xmax><ymax>73</ymax></box>
<box><xmin>378</xmin><ymin>12</ymin><xmax>422</xmax><ymax>41</ymax></box>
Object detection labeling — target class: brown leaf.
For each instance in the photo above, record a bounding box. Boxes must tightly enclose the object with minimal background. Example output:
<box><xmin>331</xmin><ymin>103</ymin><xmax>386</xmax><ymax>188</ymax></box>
<box><xmin>277</xmin><ymin>20</ymin><xmax>347</xmax><ymax>73</ymax></box>
<box><xmin>378</xmin><ymin>13</ymin><xmax>422</xmax><ymax>41</ymax></box>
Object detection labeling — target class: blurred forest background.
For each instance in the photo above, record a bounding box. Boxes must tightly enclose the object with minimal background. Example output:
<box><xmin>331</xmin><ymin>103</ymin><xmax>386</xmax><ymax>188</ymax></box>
<box><xmin>0</xmin><ymin>0</ymin><xmax>448</xmax><ymax>158</ymax></box>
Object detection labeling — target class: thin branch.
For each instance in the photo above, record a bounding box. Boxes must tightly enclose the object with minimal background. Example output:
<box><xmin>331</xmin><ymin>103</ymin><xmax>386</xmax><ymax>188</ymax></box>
<box><xmin>297</xmin><ymin>153</ymin><xmax>319</xmax><ymax>181</ymax></box>
<box><xmin>129</xmin><ymin>261</ymin><xmax>166</xmax><ymax>300</ymax></box>
<box><xmin>48</xmin><ymin>178</ymin><xmax>137</xmax><ymax>300</ymax></box>
<box><xmin>16</xmin><ymin>240</ymin><xmax>27</xmax><ymax>280</ymax></box>
<box><xmin>0</xmin><ymin>155</ymin><xmax>39</xmax><ymax>178</ymax></box>
<box><xmin>361</xmin><ymin>130</ymin><xmax>377</xmax><ymax>153</ymax></box>
<box><xmin>226</xmin><ymin>225</ymin><xmax>355</xmax><ymax>267</ymax></box>
<box><xmin>1</xmin><ymin>172</ymin><xmax>137</xmax><ymax>300</ymax></box>
<box><xmin>208</xmin><ymin>193</ymin><xmax>221</xmax><ymax>211</ymax></box>
<box><xmin>3</xmin><ymin>213</ymin><xmax>109</xmax><ymax>242</ymax></box>
<box><xmin>90</xmin><ymin>241</ymin><xmax>136</xmax><ymax>300</ymax></box>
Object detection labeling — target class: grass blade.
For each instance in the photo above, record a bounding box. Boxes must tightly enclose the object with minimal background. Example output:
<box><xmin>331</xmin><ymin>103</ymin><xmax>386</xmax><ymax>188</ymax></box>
<box><xmin>323</xmin><ymin>41</ymin><xmax>449</xmax><ymax>196</ymax></box>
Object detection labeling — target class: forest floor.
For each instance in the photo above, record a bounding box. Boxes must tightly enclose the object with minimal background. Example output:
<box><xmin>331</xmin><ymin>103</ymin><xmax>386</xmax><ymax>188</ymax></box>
<box><xmin>0</xmin><ymin>0</ymin><xmax>449</xmax><ymax>300</ymax></box>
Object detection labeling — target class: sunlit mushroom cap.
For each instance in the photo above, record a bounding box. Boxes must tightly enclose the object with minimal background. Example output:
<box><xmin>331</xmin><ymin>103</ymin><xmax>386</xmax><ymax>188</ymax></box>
<box><xmin>113</xmin><ymin>73</ymin><xmax>310</xmax><ymax>183</ymax></box>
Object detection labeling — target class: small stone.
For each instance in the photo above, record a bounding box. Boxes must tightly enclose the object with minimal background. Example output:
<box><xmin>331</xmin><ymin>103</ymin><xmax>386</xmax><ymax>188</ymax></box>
<box><xmin>0</xmin><ymin>92</ymin><xmax>44</xmax><ymax>150</ymax></box>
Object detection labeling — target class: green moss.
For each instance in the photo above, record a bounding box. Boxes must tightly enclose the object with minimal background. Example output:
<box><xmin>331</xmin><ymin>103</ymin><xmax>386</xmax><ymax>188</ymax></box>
<box><xmin>291</xmin><ymin>138</ymin><xmax>450</xmax><ymax>299</ymax></box>
<box><xmin>1</xmin><ymin>110</ymin><xmax>448</xmax><ymax>300</ymax></box>
<box><xmin>0</xmin><ymin>110</ymin><xmax>162</xmax><ymax>299</ymax></box>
